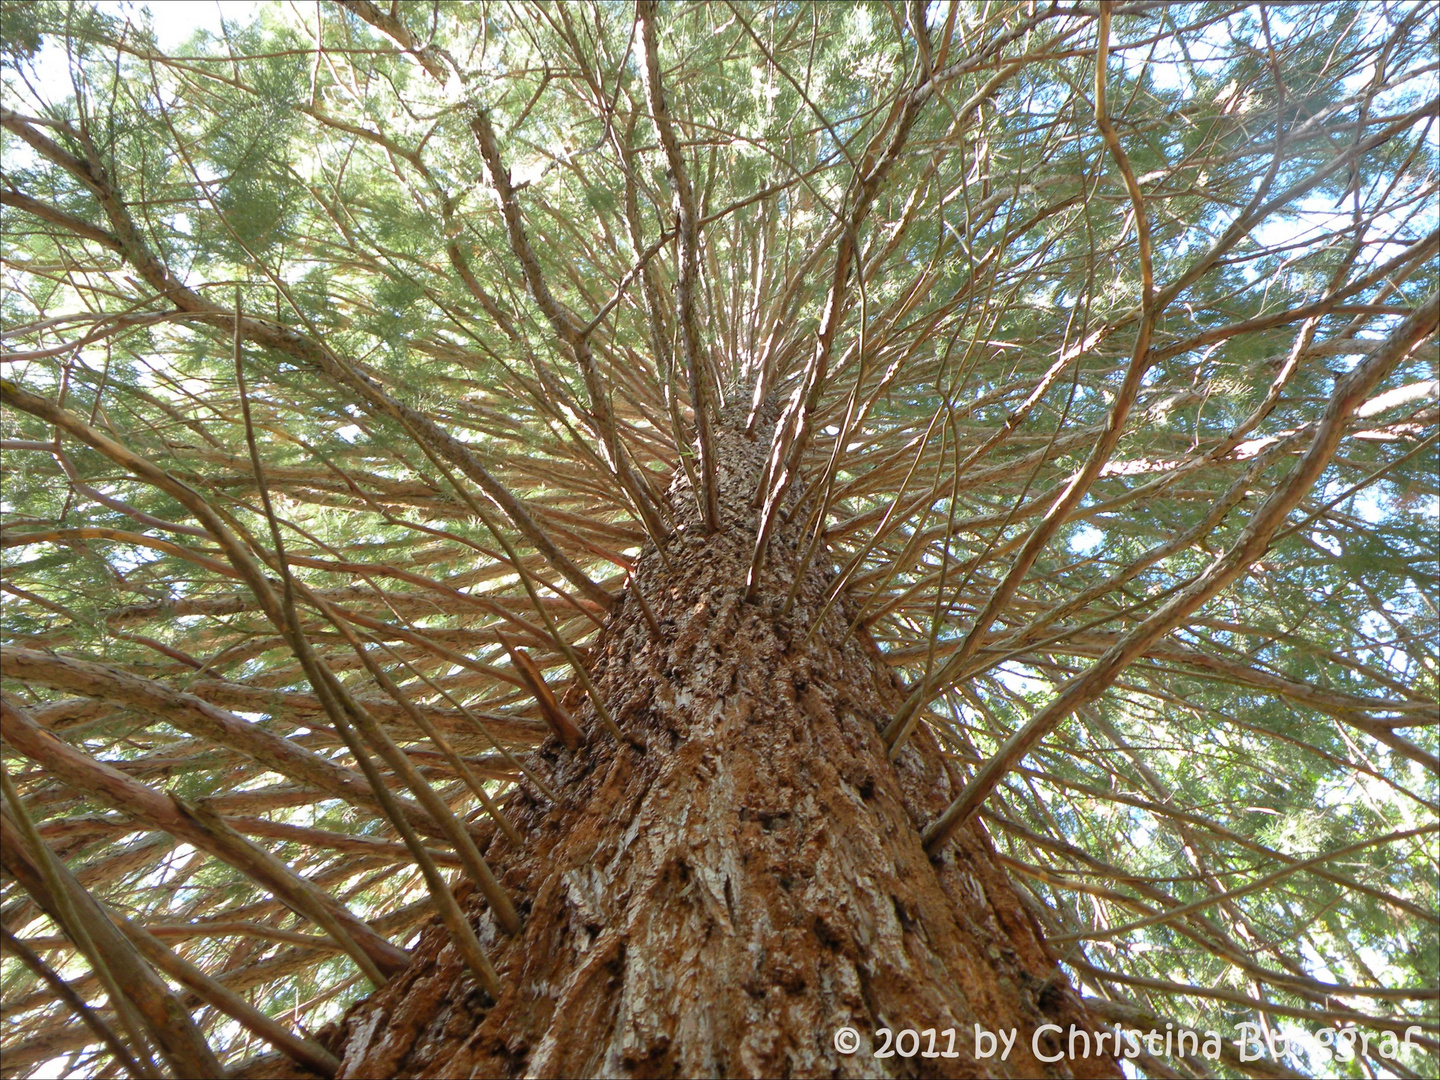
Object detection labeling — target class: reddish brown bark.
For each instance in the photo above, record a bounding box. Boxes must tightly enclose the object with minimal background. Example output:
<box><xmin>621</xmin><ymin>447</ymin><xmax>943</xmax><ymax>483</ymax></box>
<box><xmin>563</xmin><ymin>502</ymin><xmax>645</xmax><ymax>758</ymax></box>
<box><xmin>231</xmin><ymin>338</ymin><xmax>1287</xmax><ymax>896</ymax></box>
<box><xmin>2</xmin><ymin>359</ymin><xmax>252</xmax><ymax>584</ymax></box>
<box><xmin>318</xmin><ymin>414</ymin><xmax>1121</xmax><ymax>1079</ymax></box>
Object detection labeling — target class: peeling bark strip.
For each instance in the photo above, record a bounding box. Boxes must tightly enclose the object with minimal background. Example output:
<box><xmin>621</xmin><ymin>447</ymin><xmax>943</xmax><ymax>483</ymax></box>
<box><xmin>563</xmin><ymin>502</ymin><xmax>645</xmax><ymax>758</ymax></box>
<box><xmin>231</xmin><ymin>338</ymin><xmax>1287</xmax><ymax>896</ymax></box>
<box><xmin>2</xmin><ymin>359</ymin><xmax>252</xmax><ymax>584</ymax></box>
<box><xmin>329</xmin><ymin>414</ymin><xmax>1119</xmax><ymax>1079</ymax></box>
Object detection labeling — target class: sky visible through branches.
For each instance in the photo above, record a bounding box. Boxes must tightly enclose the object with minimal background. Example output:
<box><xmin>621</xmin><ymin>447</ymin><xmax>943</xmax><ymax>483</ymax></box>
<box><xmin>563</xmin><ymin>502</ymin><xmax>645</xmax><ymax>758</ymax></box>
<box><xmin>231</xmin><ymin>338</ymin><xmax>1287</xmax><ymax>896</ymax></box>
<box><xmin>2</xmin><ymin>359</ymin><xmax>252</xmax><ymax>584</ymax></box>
<box><xmin>1</xmin><ymin>2</ymin><xmax>1437</xmax><ymax>1078</ymax></box>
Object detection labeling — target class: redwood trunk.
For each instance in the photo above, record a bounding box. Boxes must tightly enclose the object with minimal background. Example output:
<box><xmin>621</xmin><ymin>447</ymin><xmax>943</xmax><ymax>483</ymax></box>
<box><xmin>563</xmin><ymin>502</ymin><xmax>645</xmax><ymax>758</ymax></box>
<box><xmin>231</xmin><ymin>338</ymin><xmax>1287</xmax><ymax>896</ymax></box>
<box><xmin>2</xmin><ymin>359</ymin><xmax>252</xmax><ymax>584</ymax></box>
<box><xmin>327</xmin><ymin>414</ymin><xmax>1120</xmax><ymax>1079</ymax></box>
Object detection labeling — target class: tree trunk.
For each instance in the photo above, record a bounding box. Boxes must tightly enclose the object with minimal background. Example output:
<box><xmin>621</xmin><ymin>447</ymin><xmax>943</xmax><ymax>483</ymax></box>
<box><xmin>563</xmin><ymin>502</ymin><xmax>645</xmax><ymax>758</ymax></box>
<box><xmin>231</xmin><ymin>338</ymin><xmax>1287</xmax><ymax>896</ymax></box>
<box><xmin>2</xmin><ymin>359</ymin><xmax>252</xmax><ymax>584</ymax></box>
<box><xmin>324</xmin><ymin>412</ymin><xmax>1121</xmax><ymax>1079</ymax></box>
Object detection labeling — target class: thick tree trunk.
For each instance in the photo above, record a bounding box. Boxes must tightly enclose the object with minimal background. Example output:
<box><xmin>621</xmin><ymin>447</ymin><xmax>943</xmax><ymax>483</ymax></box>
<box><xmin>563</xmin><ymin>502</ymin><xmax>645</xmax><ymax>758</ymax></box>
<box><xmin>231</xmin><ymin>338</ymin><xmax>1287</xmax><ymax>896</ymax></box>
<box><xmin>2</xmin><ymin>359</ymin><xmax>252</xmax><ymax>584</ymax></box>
<box><xmin>325</xmin><ymin>413</ymin><xmax>1121</xmax><ymax>1079</ymax></box>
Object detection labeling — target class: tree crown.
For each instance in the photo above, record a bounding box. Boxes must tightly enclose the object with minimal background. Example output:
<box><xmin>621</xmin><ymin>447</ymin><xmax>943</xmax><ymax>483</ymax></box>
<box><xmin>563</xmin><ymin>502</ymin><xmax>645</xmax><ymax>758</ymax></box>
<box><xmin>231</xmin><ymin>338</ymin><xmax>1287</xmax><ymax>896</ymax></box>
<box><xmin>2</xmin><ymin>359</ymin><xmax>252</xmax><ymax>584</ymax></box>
<box><xmin>1</xmin><ymin>2</ymin><xmax>1436</xmax><ymax>1076</ymax></box>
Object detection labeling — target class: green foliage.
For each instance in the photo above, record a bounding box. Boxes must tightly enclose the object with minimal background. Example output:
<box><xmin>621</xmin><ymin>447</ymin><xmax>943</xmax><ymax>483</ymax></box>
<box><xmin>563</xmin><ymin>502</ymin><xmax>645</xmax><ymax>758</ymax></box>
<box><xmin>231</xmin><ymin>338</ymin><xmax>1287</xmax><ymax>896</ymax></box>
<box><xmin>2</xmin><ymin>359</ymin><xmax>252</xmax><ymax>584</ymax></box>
<box><xmin>1</xmin><ymin>2</ymin><xmax>1435</xmax><ymax>1077</ymax></box>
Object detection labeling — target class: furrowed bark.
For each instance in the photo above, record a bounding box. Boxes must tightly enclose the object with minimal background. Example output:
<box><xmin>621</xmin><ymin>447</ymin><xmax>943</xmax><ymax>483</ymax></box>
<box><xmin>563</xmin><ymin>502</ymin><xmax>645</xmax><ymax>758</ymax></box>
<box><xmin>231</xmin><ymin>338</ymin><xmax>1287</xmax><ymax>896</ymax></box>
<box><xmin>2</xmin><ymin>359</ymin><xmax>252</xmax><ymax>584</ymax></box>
<box><xmin>323</xmin><ymin>411</ymin><xmax>1119</xmax><ymax>1079</ymax></box>
<box><xmin>6</xmin><ymin>9</ymin><xmax>1430</xmax><ymax>1077</ymax></box>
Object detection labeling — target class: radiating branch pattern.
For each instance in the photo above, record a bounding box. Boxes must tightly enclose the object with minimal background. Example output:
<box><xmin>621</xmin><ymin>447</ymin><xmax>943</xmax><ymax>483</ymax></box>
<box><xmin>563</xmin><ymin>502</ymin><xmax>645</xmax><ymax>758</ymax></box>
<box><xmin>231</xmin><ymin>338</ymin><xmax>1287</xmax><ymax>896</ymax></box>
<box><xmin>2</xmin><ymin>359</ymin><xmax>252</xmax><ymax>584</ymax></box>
<box><xmin>1</xmin><ymin>3</ymin><xmax>1435</xmax><ymax>1078</ymax></box>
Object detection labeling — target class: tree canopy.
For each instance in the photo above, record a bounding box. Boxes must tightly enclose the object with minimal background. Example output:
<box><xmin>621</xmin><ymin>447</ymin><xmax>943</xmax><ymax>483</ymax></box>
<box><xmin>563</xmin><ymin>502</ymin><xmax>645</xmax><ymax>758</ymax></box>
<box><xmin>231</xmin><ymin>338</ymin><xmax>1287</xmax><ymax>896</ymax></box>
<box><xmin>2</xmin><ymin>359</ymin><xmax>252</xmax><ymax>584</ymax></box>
<box><xmin>1</xmin><ymin>2</ymin><xmax>1436</xmax><ymax>1077</ymax></box>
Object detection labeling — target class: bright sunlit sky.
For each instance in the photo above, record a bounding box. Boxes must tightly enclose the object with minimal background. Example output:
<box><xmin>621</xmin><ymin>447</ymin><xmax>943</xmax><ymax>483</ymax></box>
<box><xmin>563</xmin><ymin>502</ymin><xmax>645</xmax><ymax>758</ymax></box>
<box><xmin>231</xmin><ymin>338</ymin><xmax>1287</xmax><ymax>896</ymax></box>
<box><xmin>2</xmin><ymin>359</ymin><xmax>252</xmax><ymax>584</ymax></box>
<box><xmin>107</xmin><ymin>0</ymin><xmax>257</xmax><ymax>49</ymax></box>
<box><xmin>19</xmin><ymin>1</ymin><xmax>262</xmax><ymax>101</ymax></box>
